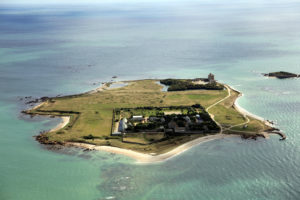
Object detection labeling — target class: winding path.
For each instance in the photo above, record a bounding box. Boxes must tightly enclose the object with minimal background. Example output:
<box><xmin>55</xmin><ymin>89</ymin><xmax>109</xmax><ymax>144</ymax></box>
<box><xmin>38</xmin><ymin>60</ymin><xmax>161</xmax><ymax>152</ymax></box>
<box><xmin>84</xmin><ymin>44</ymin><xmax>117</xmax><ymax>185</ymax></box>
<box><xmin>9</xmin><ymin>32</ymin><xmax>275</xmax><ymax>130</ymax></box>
<box><xmin>205</xmin><ymin>85</ymin><xmax>231</xmax><ymax>112</ymax></box>
<box><xmin>205</xmin><ymin>86</ymin><xmax>286</xmax><ymax>140</ymax></box>
<box><xmin>205</xmin><ymin>85</ymin><xmax>251</xmax><ymax>134</ymax></box>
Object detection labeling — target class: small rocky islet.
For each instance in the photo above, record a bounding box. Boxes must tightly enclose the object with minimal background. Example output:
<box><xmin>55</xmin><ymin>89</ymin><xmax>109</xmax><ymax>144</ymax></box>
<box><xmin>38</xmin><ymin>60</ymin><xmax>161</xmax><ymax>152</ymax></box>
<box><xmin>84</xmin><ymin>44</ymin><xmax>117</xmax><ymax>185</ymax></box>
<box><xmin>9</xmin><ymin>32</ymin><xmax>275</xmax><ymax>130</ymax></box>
<box><xmin>263</xmin><ymin>71</ymin><xmax>299</xmax><ymax>79</ymax></box>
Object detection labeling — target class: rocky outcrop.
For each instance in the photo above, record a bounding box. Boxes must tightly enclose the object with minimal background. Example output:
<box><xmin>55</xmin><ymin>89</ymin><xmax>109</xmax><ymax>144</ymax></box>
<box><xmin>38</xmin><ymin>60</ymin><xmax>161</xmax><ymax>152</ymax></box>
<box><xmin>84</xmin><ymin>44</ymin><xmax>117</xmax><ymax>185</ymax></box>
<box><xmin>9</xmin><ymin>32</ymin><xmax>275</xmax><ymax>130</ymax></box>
<box><xmin>23</xmin><ymin>96</ymin><xmax>50</xmax><ymax>105</ymax></box>
<box><xmin>35</xmin><ymin>132</ymin><xmax>64</xmax><ymax>145</ymax></box>
<box><xmin>263</xmin><ymin>71</ymin><xmax>299</xmax><ymax>79</ymax></box>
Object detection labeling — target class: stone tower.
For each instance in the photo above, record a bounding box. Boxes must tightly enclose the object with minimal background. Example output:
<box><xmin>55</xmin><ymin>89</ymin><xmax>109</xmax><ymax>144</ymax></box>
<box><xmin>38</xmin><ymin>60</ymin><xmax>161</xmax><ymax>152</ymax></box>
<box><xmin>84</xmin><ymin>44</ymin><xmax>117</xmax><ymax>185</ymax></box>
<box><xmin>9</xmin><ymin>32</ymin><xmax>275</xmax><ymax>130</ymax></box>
<box><xmin>208</xmin><ymin>73</ymin><xmax>215</xmax><ymax>84</ymax></box>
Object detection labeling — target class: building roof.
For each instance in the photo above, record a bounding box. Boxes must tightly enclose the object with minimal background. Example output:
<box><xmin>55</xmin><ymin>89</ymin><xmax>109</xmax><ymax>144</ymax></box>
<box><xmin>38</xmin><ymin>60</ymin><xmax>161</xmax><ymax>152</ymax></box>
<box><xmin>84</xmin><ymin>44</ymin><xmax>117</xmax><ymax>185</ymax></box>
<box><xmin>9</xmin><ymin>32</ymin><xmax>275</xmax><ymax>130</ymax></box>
<box><xmin>118</xmin><ymin>118</ymin><xmax>128</xmax><ymax>132</ymax></box>
<box><xmin>132</xmin><ymin>116</ymin><xmax>144</xmax><ymax>121</ymax></box>
<box><xmin>133</xmin><ymin>115</ymin><xmax>143</xmax><ymax>118</ymax></box>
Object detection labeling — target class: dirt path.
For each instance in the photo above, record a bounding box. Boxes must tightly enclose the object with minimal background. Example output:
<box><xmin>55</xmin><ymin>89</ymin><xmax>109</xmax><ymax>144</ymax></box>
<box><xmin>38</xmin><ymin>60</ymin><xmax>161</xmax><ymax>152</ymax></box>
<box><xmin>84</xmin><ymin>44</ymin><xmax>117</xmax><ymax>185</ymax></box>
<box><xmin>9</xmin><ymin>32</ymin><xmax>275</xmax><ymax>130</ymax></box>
<box><xmin>205</xmin><ymin>85</ymin><xmax>232</xmax><ymax>134</ymax></box>
<box><xmin>205</xmin><ymin>85</ymin><xmax>253</xmax><ymax>134</ymax></box>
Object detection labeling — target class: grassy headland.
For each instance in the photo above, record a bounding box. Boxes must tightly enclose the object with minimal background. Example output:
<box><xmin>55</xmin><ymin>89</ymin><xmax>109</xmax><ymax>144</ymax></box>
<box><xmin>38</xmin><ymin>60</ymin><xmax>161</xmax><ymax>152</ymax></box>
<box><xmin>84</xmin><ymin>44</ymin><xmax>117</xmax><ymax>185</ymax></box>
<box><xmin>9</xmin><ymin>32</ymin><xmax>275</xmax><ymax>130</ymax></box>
<box><xmin>24</xmin><ymin>79</ymin><xmax>274</xmax><ymax>154</ymax></box>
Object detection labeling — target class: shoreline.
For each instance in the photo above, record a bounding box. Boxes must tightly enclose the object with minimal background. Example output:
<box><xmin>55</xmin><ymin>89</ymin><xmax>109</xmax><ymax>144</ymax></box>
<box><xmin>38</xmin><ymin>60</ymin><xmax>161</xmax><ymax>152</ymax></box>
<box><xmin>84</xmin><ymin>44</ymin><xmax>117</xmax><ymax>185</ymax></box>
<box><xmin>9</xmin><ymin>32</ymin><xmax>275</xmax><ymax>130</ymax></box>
<box><xmin>29</xmin><ymin>79</ymin><xmax>283</xmax><ymax>163</ymax></box>
<box><xmin>87</xmin><ymin>83</ymin><xmax>110</xmax><ymax>94</ymax></box>
<box><xmin>227</xmin><ymin>85</ymin><xmax>285</xmax><ymax>139</ymax></box>
<box><xmin>227</xmin><ymin>85</ymin><xmax>274</xmax><ymax>127</ymax></box>
<box><xmin>88</xmin><ymin>81</ymin><xmax>128</xmax><ymax>94</ymax></box>
<box><xmin>67</xmin><ymin>134</ymin><xmax>239</xmax><ymax>163</ymax></box>
<box><xmin>27</xmin><ymin>102</ymin><xmax>71</xmax><ymax>133</ymax></box>
<box><xmin>31</xmin><ymin>101</ymin><xmax>45</xmax><ymax>110</ymax></box>
<box><xmin>50</xmin><ymin>116</ymin><xmax>70</xmax><ymax>132</ymax></box>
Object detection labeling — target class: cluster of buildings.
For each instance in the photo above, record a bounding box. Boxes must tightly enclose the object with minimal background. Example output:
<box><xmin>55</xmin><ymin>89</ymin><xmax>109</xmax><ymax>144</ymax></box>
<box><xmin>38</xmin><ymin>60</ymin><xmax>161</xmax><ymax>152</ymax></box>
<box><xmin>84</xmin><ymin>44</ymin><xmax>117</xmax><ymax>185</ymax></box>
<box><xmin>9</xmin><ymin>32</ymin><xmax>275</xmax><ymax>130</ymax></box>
<box><xmin>113</xmin><ymin>113</ymin><xmax>205</xmax><ymax>135</ymax></box>
<box><xmin>165</xmin><ymin>114</ymin><xmax>204</xmax><ymax>134</ymax></box>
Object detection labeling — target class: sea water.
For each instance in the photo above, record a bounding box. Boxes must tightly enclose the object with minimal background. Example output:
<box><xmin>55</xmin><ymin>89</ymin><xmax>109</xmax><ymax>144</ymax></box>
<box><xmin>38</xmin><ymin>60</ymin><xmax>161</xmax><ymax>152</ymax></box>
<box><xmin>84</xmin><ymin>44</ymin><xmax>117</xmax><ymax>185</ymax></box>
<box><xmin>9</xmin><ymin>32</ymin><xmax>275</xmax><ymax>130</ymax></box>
<box><xmin>1</xmin><ymin>0</ymin><xmax>300</xmax><ymax>199</ymax></box>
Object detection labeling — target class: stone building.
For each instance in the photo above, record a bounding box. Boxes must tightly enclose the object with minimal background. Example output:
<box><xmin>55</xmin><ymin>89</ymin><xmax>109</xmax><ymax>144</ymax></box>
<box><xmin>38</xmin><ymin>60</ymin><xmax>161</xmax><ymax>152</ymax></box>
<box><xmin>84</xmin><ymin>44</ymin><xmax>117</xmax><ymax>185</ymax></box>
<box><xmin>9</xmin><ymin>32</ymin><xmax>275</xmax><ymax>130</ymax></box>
<box><xmin>208</xmin><ymin>73</ymin><xmax>215</xmax><ymax>84</ymax></box>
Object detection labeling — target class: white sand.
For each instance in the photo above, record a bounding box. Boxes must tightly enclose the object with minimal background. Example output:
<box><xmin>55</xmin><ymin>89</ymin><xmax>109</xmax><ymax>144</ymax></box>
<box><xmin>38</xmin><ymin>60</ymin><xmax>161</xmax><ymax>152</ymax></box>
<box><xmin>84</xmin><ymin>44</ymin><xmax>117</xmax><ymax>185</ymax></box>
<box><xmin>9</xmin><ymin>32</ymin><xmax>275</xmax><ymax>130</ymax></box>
<box><xmin>88</xmin><ymin>83</ymin><xmax>109</xmax><ymax>94</ymax></box>
<box><xmin>228</xmin><ymin>85</ymin><xmax>274</xmax><ymax>127</ymax></box>
<box><xmin>68</xmin><ymin>134</ymin><xmax>238</xmax><ymax>163</ymax></box>
<box><xmin>88</xmin><ymin>81</ymin><xmax>128</xmax><ymax>94</ymax></box>
<box><xmin>50</xmin><ymin>116</ymin><xmax>70</xmax><ymax>132</ymax></box>
<box><xmin>31</xmin><ymin>102</ymin><xmax>45</xmax><ymax>110</ymax></box>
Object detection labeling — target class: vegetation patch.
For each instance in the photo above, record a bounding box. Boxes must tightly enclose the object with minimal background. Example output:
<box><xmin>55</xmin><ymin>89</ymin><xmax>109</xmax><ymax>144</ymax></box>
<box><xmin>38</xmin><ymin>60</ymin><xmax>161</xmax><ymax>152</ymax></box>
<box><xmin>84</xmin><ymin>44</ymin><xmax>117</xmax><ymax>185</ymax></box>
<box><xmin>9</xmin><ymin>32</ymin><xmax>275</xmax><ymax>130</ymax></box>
<box><xmin>160</xmin><ymin>79</ymin><xmax>224</xmax><ymax>91</ymax></box>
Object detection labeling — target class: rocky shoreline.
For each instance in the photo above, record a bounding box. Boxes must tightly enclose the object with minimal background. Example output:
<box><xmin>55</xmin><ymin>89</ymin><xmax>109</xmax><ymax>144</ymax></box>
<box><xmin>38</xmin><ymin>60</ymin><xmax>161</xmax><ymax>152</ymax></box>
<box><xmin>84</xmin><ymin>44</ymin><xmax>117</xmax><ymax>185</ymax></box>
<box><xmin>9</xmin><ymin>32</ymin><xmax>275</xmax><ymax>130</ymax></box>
<box><xmin>228</xmin><ymin>85</ymin><xmax>286</xmax><ymax>141</ymax></box>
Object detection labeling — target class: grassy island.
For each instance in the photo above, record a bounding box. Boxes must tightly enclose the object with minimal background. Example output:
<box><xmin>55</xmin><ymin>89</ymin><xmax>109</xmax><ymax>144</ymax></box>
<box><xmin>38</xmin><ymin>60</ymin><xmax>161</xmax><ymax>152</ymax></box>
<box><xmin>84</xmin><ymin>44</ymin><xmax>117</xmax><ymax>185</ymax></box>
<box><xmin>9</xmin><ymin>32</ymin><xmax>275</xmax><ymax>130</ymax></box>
<box><xmin>24</xmin><ymin>78</ymin><xmax>276</xmax><ymax>156</ymax></box>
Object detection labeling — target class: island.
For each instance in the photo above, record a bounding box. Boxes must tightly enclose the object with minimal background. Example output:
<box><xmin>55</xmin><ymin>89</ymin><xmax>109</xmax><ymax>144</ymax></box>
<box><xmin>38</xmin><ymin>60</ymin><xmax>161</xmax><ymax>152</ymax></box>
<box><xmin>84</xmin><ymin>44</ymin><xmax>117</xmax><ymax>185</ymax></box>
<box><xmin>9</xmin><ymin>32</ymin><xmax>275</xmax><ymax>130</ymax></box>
<box><xmin>263</xmin><ymin>71</ymin><xmax>299</xmax><ymax>79</ymax></box>
<box><xmin>23</xmin><ymin>74</ymin><xmax>285</xmax><ymax>162</ymax></box>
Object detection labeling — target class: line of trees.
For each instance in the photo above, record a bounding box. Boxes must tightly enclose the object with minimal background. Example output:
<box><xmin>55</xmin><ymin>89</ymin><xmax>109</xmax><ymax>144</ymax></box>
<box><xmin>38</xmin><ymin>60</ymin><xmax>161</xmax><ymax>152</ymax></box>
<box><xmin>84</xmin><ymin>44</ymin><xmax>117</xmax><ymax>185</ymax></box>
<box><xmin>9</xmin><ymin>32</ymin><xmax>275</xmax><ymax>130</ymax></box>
<box><xmin>160</xmin><ymin>79</ymin><xmax>224</xmax><ymax>91</ymax></box>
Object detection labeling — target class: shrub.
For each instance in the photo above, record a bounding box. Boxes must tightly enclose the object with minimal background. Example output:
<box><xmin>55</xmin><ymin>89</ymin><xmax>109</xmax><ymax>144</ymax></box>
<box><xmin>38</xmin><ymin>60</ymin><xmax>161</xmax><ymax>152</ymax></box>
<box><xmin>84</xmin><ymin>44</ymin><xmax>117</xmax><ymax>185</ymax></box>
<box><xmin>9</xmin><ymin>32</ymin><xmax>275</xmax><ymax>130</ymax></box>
<box><xmin>83</xmin><ymin>134</ymin><xmax>96</xmax><ymax>140</ymax></box>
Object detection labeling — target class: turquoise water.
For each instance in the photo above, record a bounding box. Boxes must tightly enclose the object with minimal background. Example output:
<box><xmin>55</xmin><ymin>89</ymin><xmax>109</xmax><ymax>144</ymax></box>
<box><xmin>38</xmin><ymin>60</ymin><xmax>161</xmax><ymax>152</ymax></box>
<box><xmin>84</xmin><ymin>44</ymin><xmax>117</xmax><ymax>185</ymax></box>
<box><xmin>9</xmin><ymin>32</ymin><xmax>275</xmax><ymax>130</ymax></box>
<box><xmin>1</xmin><ymin>1</ymin><xmax>300</xmax><ymax>199</ymax></box>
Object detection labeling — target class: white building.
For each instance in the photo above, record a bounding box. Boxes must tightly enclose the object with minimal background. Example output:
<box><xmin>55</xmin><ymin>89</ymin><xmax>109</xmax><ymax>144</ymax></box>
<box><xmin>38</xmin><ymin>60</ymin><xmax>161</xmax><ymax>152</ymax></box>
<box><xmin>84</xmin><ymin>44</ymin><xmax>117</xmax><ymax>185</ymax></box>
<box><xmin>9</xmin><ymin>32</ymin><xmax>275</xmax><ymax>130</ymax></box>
<box><xmin>132</xmin><ymin>115</ymin><xmax>144</xmax><ymax>121</ymax></box>
<box><xmin>118</xmin><ymin>118</ymin><xmax>128</xmax><ymax>132</ymax></box>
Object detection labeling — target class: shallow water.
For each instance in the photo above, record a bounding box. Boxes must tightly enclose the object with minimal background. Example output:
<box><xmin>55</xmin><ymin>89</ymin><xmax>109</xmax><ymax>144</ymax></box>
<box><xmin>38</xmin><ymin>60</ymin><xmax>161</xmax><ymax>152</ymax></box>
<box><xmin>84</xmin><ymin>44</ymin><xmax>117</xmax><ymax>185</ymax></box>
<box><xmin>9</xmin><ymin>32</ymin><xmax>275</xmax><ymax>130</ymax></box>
<box><xmin>156</xmin><ymin>81</ymin><xmax>169</xmax><ymax>92</ymax></box>
<box><xmin>1</xmin><ymin>1</ymin><xmax>300</xmax><ymax>199</ymax></box>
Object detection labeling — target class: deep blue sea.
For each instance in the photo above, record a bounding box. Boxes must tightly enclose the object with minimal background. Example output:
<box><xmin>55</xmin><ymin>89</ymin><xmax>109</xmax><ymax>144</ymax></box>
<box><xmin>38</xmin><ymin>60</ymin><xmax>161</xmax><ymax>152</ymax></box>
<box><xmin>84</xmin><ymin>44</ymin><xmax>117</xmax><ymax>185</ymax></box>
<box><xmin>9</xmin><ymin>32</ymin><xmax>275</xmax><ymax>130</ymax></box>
<box><xmin>1</xmin><ymin>1</ymin><xmax>300</xmax><ymax>199</ymax></box>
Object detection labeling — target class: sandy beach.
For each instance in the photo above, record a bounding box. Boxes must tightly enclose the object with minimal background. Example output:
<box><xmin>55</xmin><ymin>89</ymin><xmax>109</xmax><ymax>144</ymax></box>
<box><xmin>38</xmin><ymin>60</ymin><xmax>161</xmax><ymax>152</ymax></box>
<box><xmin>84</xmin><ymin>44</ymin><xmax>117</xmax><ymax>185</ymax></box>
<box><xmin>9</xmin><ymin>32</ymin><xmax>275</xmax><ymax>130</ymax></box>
<box><xmin>228</xmin><ymin>85</ymin><xmax>274</xmax><ymax>127</ymax></box>
<box><xmin>50</xmin><ymin>116</ymin><xmax>70</xmax><ymax>132</ymax></box>
<box><xmin>31</xmin><ymin>101</ymin><xmax>45</xmax><ymax>110</ymax></box>
<box><xmin>68</xmin><ymin>134</ymin><xmax>238</xmax><ymax>163</ymax></box>
<box><xmin>88</xmin><ymin>81</ymin><xmax>128</xmax><ymax>94</ymax></box>
<box><xmin>88</xmin><ymin>83</ymin><xmax>110</xmax><ymax>94</ymax></box>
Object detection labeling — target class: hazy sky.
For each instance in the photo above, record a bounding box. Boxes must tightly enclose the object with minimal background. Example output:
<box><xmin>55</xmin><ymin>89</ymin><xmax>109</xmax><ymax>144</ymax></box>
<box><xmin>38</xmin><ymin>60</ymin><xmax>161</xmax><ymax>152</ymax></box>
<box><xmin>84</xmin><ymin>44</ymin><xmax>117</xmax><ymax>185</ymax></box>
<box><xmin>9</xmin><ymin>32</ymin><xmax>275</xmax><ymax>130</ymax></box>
<box><xmin>0</xmin><ymin>0</ymin><xmax>163</xmax><ymax>5</ymax></box>
<box><xmin>0</xmin><ymin>0</ymin><xmax>136</xmax><ymax>5</ymax></box>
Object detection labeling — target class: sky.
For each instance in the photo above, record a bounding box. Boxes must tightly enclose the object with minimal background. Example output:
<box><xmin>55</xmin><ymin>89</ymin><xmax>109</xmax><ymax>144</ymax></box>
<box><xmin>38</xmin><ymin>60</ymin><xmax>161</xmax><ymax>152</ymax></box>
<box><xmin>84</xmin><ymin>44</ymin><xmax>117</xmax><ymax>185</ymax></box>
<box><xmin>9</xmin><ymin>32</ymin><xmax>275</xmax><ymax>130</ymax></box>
<box><xmin>0</xmin><ymin>0</ymin><xmax>289</xmax><ymax>6</ymax></box>
<box><xmin>0</xmin><ymin>0</ymin><xmax>166</xmax><ymax>5</ymax></box>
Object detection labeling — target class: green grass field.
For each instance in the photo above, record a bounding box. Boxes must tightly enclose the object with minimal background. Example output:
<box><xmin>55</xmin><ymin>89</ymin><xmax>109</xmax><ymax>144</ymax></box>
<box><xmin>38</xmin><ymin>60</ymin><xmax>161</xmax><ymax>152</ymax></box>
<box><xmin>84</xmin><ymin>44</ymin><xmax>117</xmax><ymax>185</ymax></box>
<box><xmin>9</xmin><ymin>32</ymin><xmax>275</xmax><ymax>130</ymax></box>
<box><xmin>26</xmin><ymin>79</ymin><xmax>270</xmax><ymax>154</ymax></box>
